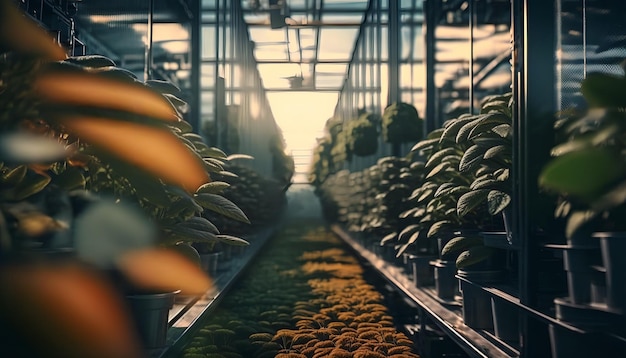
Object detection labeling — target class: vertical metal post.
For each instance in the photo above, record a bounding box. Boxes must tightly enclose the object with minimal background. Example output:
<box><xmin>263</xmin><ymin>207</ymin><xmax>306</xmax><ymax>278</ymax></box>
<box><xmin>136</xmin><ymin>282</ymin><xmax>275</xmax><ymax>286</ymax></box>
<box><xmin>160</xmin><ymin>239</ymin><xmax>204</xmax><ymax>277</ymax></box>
<box><xmin>144</xmin><ymin>0</ymin><xmax>154</xmax><ymax>81</ymax></box>
<box><xmin>468</xmin><ymin>0</ymin><xmax>475</xmax><ymax>114</ymax></box>
<box><xmin>189</xmin><ymin>0</ymin><xmax>201</xmax><ymax>132</ymax></box>
<box><xmin>515</xmin><ymin>0</ymin><xmax>557</xmax><ymax>355</ymax></box>
<box><xmin>389</xmin><ymin>0</ymin><xmax>401</xmax><ymax>157</ymax></box>
<box><xmin>388</xmin><ymin>0</ymin><xmax>400</xmax><ymax>105</ymax></box>
<box><xmin>424</xmin><ymin>0</ymin><xmax>438</xmax><ymax>132</ymax></box>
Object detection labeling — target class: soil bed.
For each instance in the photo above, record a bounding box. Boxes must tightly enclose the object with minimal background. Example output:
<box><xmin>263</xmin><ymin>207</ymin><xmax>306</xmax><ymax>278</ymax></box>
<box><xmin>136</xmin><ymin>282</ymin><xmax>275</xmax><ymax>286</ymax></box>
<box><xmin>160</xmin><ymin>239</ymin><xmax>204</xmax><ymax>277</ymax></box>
<box><xmin>178</xmin><ymin>219</ymin><xmax>420</xmax><ymax>358</ymax></box>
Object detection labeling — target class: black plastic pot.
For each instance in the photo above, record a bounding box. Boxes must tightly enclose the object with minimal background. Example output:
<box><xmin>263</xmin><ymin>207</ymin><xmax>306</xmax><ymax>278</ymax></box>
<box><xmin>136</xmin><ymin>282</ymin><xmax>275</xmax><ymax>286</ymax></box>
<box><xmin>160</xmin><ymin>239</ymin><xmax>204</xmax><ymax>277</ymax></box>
<box><xmin>457</xmin><ymin>269</ymin><xmax>505</xmax><ymax>331</ymax></box>
<box><xmin>490</xmin><ymin>296</ymin><xmax>519</xmax><ymax>344</ymax></box>
<box><xmin>593</xmin><ymin>232</ymin><xmax>626</xmax><ymax>313</ymax></box>
<box><xmin>546</xmin><ymin>244</ymin><xmax>599</xmax><ymax>305</ymax></box>
<box><xmin>409</xmin><ymin>254</ymin><xmax>436</xmax><ymax>287</ymax></box>
<box><xmin>549</xmin><ymin>297</ymin><xmax>620</xmax><ymax>358</ymax></box>
<box><xmin>458</xmin><ymin>278</ymin><xmax>493</xmax><ymax>330</ymax></box>
<box><xmin>432</xmin><ymin>259</ymin><xmax>458</xmax><ymax>300</ymax></box>
<box><xmin>126</xmin><ymin>290</ymin><xmax>180</xmax><ymax>349</ymax></box>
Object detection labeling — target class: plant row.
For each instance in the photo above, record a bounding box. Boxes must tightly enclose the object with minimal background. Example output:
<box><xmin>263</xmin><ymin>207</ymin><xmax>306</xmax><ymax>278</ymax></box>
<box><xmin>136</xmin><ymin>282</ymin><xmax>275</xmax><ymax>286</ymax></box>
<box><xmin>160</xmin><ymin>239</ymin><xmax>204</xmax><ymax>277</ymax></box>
<box><xmin>181</xmin><ymin>222</ymin><xmax>419</xmax><ymax>358</ymax></box>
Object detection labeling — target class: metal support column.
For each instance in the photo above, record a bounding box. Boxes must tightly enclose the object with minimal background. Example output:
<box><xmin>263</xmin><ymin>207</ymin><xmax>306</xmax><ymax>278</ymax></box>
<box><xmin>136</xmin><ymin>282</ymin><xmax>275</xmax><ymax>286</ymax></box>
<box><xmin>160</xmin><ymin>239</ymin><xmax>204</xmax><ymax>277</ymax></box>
<box><xmin>144</xmin><ymin>0</ymin><xmax>154</xmax><ymax>80</ymax></box>
<box><xmin>424</xmin><ymin>0</ymin><xmax>438</xmax><ymax>132</ymax></box>
<box><xmin>189</xmin><ymin>0</ymin><xmax>201</xmax><ymax>132</ymax></box>
<box><xmin>388</xmin><ymin>0</ymin><xmax>401</xmax><ymax>156</ymax></box>
<box><xmin>515</xmin><ymin>0</ymin><xmax>557</xmax><ymax>355</ymax></box>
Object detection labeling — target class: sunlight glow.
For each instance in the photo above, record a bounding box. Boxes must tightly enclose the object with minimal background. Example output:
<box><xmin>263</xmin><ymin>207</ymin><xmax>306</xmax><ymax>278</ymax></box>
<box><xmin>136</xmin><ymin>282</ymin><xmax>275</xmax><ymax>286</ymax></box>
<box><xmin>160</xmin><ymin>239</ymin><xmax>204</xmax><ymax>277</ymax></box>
<box><xmin>267</xmin><ymin>91</ymin><xmax>339</xmax><ymax>183</ymax></box>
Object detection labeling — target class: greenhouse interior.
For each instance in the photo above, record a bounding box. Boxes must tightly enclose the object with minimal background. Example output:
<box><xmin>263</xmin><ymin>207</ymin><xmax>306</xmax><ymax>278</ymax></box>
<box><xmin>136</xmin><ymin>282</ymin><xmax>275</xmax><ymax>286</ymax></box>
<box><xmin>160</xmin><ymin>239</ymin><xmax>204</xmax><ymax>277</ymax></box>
<box><xmin>1</xmin><ymin>0</ymin><xmax>626</xmax><ymax>357</ymax></box>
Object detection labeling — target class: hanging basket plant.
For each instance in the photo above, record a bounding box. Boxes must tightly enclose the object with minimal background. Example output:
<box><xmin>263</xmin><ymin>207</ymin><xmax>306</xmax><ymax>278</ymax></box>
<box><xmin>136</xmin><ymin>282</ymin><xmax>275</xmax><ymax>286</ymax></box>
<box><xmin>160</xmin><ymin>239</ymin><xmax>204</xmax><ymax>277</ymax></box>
<box><xmin>347</xmin><ymin>112</ymin><xmax>379</xmax><ymax>157</ymax></box>
<box><xmin>382</xmin><ymin>102</ymin><xmax>423</xmax><ymax>144</ymax></box>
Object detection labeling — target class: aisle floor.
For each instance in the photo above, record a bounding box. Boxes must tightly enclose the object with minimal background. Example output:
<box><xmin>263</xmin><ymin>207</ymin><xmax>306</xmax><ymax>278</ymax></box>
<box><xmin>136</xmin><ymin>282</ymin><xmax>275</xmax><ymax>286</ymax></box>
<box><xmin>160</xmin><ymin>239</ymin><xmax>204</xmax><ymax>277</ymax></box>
<box><xmin>179</xmin><ymin>219</ymin><xmax>420</xmax><ymax>358</ymax></box>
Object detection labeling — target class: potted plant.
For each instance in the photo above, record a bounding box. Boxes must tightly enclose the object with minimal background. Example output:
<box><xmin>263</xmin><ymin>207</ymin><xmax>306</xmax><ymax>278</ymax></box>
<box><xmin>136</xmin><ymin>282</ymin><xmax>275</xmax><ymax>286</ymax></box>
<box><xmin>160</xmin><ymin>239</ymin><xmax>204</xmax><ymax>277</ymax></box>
<box><xmin>345</xmin><ymin>112</ymin><xmax>379</xmax><ymax>157</ymax></box>
<box><xmin>382</xmin><ymin>102</ymin><xmax>424</xmax><ymax>144</ymax></box>
<box><xmin>539</xmin><ymin>67</ymin><xmax>626</xmax><ymax>316</ymax></box>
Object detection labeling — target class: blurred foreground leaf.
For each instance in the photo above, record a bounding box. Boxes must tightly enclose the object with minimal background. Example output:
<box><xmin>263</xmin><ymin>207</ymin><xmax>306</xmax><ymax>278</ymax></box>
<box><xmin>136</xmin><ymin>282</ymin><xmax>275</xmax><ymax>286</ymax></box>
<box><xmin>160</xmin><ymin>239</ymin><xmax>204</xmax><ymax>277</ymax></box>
<box><xmin>117</xmin><ymin>248</ymin><xmax>212</xmax><ymax>295</ymax></box>
<box><xmin>0</xmin><ymin>262</ymin><xmax>143</xmax><ymax>358</ymax></box>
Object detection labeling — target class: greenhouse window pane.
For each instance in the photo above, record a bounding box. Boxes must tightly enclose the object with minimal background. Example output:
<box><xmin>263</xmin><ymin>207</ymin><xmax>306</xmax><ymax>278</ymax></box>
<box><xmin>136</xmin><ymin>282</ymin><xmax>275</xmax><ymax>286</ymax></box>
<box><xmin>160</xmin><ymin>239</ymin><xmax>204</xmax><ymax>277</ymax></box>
<box><xmin>324</xmin><ymin>0</ymin><xmax>369</xmax><ymax>11</ymax></box>
<box><xmin>254</xmin><ymin>45</ymin><xmax>289</xmax><ymax>61</ymax></box>
<box><xmin>200</xmin><ymin>91</ymin><xmax>214</xmax><ymax>115</ymax></box>
<box><xmin>201</xmin><ymin>63</ymin><xmax>215</xmax><ymax>88</ymax></box>
<box><xmin>321</xmin><ymin>13</ymin><xmax>365</xmax><ymax>24</ymax></box>
<box><xmin>201</xmin><ymin>0</ymin><xmax>216</xmax><ymax>9</ymax></box>
<box><xmin>257</xmin><ymin>63</ymin><xmax>303</xmax><ymax>89</ymax></box>
<box><xmin>201</xmin><ymin>27</ymin><xmax>216</xmax><ymax>59</ymax></box>
<box><xmin>318</xmin><ymin>28</ymin><xmax>359</xmax><ymax>60</ymax></box>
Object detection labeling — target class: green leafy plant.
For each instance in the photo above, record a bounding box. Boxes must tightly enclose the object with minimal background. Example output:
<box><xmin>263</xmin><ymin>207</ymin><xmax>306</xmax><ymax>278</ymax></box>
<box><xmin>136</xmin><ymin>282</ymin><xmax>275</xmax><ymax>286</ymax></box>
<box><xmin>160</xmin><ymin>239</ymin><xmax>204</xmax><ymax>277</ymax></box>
<box><xmin>539</xmin><ymin>69</ymin><xmax>626</xmax><ymax>238</ymax></box>
<box><xmin>0</xmin><ymin>2</ymin><xmax>240</xmax><ymax>356</ymax></box>
<box><xmin>397</xmin><ymin>94</ymin><xmax>513</xmax><ymax>268</ymax></box>
<box><xmin>345</xmin><ymin>112</ymin><xmax>379</xmax><ymax>157</ymax></box>
<box><xmin>382</xmin><ymin>102</ymin><xmax>423</xmax><ymax>144</ymax></box>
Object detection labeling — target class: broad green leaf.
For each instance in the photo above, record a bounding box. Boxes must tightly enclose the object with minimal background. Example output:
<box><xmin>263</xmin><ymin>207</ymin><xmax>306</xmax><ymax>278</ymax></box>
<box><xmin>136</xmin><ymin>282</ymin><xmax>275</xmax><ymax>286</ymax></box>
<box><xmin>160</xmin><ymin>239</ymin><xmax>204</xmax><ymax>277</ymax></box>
<box><xmin>381</xmin><ymin>232</ymin><xmax>397</xmax><ymax>245</ymax></box>
<box><xmin>494</xmin><ymin>168</ymin><xmax>510</xmax><ymax>182</ymax></box>
<box><xmin>425</xmin><ymin>162</ymin><xmax>450</xmax><ymax>179</ymax></box>
<box><xmin>555</xmin><ymin>200</ymin><xmax>571</xmax><ymax>218</ymax></box>
<box><xmin>427</xmin><ymin>220</ymin><xmax>453</xmax><ymax>238</ymax></box>
<box><xmin>425</xmin><ymin>148</ymin><xmax>458</xmax><ymax>169</ymax></box>
<box><xmin>441</xmin><ymin>236</ymin><xmax>484</xmax><ymax>256</ymax></box>
<box><xmin>457</xmin><ymin>189</ymin><xmax>489</xmax><ymax>217</ymax></box>
<box><xmin>427</xmin><ymin>128</ymin><xmax>446</xmax><ymax>139</ymax></box>
<box><xmin>581</xmin><ymin>72</ymin><xmax>626</xmax><ymax>108</ymax></box>
<box><xmin>440</xmin><ymin>116</ymin><xmax>477</xmax><ymax>142</ymax></box>
<box><xmin>411</xmin><ymin>138</ymin><xmax>440</xmax><ymax>152</ymax></box>
<box><xmin>487</xmin><ymin>190</ymin><xmax>511</xmax><ymax>215</ymax></box>
<box><xmin>54</xmin><ymin>166</ymin><xmax>86</xmax><ymax>190</ymax></box>
<box><xmin>434</xmin><ymin>183</ymin><xmax>456</xmax><ymax>198</ymax></box>
<box><xmin>467</xmin><ymin>113</ymin><xmax>511</xmax><ymax>139</ymax></box>
<box><xmin>481</xmin><ymin>100</ymin><xmax>510</xmax><ymax>114</ymax></box>
<box><xmin>565</xmin><ymin>210</ymin><xmax>597</xmax><ymax>239</ymax></box>
<box><xmin>417</xmin><ymin>186</ymin><xmax>436</xmax><ymax>203</ymax></box>
<box><xmin>456</xmin><ymin>246</ymin><xmax>495</xmax><ymax>268</ymax></box>
<box><xmin>483</xmin><ymin>145</ymin><xmax>510</xmax><ymax>160</ymax></box>
<box><xmin>472</xmin><ymin>136</ymin><xmax>509</xmax><ymax>148</ymax></box>
<box><xmin>12</xmin><ymin>173</ymin><xmax>51</xmax><ymax>200</ymax></box>
<box><xmin>551</xmin><ymin>138</ymin><xmax>592</xmax><ymax>157</ymax></box>
<box><xmin>592</xmin><ymin>180</ymin><xmax>626</xmax><ymax>213</ymax></box>
<box><xmin>226</xmin><ymin>153</ymin><xmax>255</xmax><ymax>161</ymax></box>
<box><xmin>456</xmin><ymin>117</ymin><xmax>483</xmax><ymax>144</ymax></box>
<box><xmin>2</xmin><ymin>165</ymin><xmax>27</xmax><ymax>185</ymax></box>
<box><xmin>163</xmin><ymin>225</ymin><xmax>218</xmax><ymax>243</ymax></box>
<box><xmin>217</xmin><ymin>170</ymin><xmax>239</xmax><ymax>178</ymax></box>
<box><xmin>203</xmin><ymin>158</ymin><xmax>224</xmax><ymax>172</ymax></box>
<box><xmin>177</xmin><ymin>216</ymin><xmax>219</xmax><ymax>234</ymax></box>
<box><xmin>194</xmin><ymin>193</ymin><xmax>250</xmax><ymax>223</ymax></box>
<box><xmin>197</xmin><ymin>181</ymin><xmax>231</xmax><ymax>194</ymax></box>
<box><xmin>217</xmin><ymin>234</ymin><xmax>249</xmax><ymax>246</ymax></box>
<box><xmin>398</xmin><ymin>224</ymin><xmax>420</xmax><ymax>241</ymax></box>
<box><xmin>459</xmin><ymin>144</ymin><xmax>485</xmax><ymax>173</ymax></box>
<box><xmin>169</xmin><ymin>119</ymin><xmax>193</xmax><ymax>133</ymax></box>
<box><xmin>539</xmin><ymin>148</ymin><xmax>625</xmax><ymax>201</ymax></box>
<box><xmin>202</xmin><ymin>147</ymin><xmax>228</xmax><ymax>159</ymax></box>
<box><xmin>492</xmin><ymin>124</ymin><xmax>512</xmax><ymax>138</ymax></box>
<box><xmin>399</xmin><ymin>207</ymin><xmax>419</xmax><ymax>219</ymax></box>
